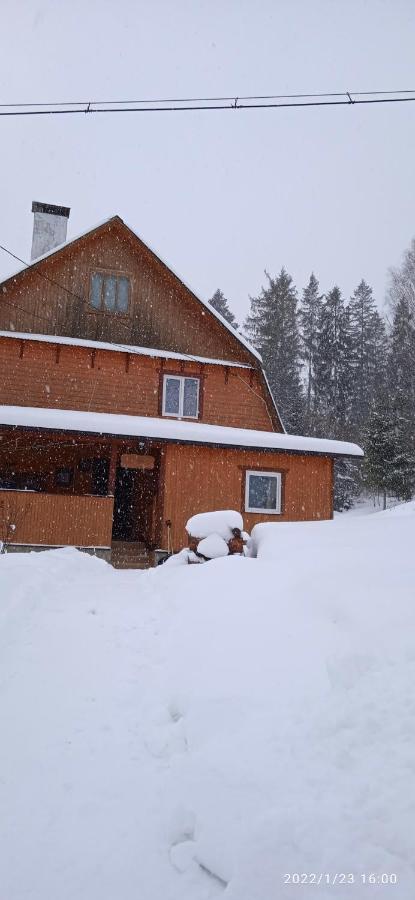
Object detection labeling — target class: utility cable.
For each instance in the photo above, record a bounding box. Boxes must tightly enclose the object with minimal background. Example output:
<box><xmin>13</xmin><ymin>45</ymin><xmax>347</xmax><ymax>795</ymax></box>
<box><xmin>1</xmin><ymin>89</ymin><xmax>415</xmax><ymax>115</ymax></box>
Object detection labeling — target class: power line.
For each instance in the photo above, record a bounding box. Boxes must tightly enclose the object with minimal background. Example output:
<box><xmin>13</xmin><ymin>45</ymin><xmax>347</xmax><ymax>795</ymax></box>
<box><xmin>1</xmin><ymin>88</ymin><xmax>415</xmax><ymax>106</ymax></box>
<box><xmin>1</xmin><ymin>90</ymin><xmax>415</xmax><ymax>116</ymax></box>
<box><xmin>0</xmin><ymin>244</ymin><xmax>86</xmax><ymax>304</ymax></box>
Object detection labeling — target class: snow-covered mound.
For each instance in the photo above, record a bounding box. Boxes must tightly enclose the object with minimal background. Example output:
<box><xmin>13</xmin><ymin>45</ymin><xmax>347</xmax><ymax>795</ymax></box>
<box><xmin>197</xmin><ymin>533</ymin><xmax>229</xmax><ymax>559</ymax></box>
<box><xmin>0</xmin><ymin>507</ymin><xmax>414</xmax><ymax>899</ymax></box>
<box><xmin>186</xmin><ymin>509</ymin><xmax>243</xmax><ymax>540</ymax></box>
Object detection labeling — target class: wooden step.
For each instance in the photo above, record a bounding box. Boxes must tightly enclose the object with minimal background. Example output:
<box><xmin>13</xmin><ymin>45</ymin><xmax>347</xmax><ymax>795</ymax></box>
<box><xmin>111</xmin><ymin>541</ymin><xmax>152</xmax><ymax>569</ymax></box>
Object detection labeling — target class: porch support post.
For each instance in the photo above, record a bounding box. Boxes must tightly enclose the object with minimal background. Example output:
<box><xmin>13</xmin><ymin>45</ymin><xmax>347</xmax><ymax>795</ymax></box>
<box><xmin>108</xmin><ymin>442</ymin><xmax>118</xmax><ymax>496</ymax></box>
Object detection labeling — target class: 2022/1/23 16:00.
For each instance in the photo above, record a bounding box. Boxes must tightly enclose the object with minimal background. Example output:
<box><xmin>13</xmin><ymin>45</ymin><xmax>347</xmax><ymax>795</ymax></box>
<box><xmin>283</xmin><ymin>873</ymin><xmax>398</xmax><ymax>885</ymax></box>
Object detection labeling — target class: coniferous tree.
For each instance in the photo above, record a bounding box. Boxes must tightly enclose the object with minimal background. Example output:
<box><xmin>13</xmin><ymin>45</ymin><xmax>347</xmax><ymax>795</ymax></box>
<box><xmin>364</xmin><ymin>391</ymin><xmax>397</xmax><ymax>509</ymax></box>
<box><xmin>387</xmin><ymin>296</ymin><xmax>415</xmax><ymax>500</ymax></box>
<box><xmin>334</xmin><ymin>457</ymin><xmax>362</xmax><ymax>512</ymax></box>
<box><xmin>298</xmin><ymin>273</ymin><xmax>322</xmax><ymax>432</ymax></box>
<box><xmin>348</xmin><ymin>280</ymin><xmax>388</xmax><ymax>432</ymax></box>
<box><xmin>336</xmin><ymin>302</ymin><xmax>355</xmax><ymax>434</ymax></box>
<box><xmin>244</xmin><ymin>268</ymin><xmax>304</xmax><ymax>432</ymax></box>
<box><xmin>312</xmin><ymin>287</ymin><xmax>359</xmax><ymax>508</ymax></box>
<box><xmin>371</xmin><ymin>309</ymin><xmax>389</xmax><ymax>399</ymax></box>
<box><xmin>314</xmin><ymin>286</ymin><xmax>353</xmax><ymax>435</ymax></box>
<box><xmin>209</xmin><ymin>289</ymin><xmax>238</xmax><ymax>329</ymax></box>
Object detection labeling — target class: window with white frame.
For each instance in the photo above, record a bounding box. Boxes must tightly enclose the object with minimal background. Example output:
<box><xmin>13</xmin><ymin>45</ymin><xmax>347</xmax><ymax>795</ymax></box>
<box><xmin>245</xmin><ymin>470</ymin><xmax>282</xmax><ymax>514</ymax></box>
<box><xmin>162</xmin><ymin>375</ymin><xmax>200</xmax><ymax>418</ymax></box>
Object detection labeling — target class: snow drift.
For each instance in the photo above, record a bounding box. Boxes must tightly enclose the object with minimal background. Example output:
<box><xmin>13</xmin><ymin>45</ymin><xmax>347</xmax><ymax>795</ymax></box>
<box><xmin>0</xmin><ymin>503</ymin><xmax>414</xmax><ymax>898</ymax></box>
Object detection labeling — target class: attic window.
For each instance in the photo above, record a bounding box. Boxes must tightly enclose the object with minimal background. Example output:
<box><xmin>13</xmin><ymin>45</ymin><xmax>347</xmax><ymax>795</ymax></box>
<box><xmin>89</xmin><ymin>272</ymin><xmax>130</xmax><ymax>314</ymax></box>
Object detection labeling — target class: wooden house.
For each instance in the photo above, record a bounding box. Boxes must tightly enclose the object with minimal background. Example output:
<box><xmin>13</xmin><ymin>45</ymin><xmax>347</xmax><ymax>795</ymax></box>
<box><xmin>0</xmin><ymin>204</ymin><xmax>362</xmax><ymax>566</ymax></box>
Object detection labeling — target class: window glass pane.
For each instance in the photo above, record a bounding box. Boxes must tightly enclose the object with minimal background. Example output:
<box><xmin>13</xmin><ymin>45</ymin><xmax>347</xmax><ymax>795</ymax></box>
<box><xmin>183</xmin><ymin>378</ymin><xmax>199</xmax><ymax>417</ymax></box>
<box><xmin>164</xmin><ymin>377</ymin><xmax>181</xmax><ymax>414</ymax></box>
<box><xmin>90</xmin><ymin>272</ymin><xmax>102</xmax><ymax>309</ymax></box>
<box><xmin>117</xmin><ymin>276</ymin><xmax>130</xmax><ymax>313</ymax></box>
<box><xmin>248</xmin><ymin>474</ymin><xmax>278</xmax><ymax>510</ymax></box>
<box><xmin>103</xmin><ymin>275</ymin><xmax>116</xmax><ymax>311</ymax></box>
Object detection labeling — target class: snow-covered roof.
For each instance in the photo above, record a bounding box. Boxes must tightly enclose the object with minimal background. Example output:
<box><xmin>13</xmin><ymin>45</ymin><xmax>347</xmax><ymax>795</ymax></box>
<box><xmin>0</xmin><ymin>214</ymin><xmax>262</xmax><ymax>363</ymax></box>
<box><xmin>0</xmin><ymin>331</ymin><xmax>252</xmax><ymax>369</ymax></box>
<box><xmin>0</xmin><ymin>405</ymin><xmax>364</xmax><ymax>458</ymax></box>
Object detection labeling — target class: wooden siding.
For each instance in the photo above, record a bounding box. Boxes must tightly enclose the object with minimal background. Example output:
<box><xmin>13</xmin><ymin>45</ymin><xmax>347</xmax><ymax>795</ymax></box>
<box><xmin>161</xmin><ymin>444</ymin><xmax>334</xmax><ymax>549</ymax></box>
<box><xmin>0</xmin><ymin>335</ymin><xmax>276</xmax><ymax>431</ymax></box>
<box><xmin>0</xmin><ymin>217</ymin><xmax>255</xmax><ymax>365</ymax></box>
<box><xmin>0</xmin><ymin>491</ymin><xmax>114</xmax><ymax>547</ymax></box>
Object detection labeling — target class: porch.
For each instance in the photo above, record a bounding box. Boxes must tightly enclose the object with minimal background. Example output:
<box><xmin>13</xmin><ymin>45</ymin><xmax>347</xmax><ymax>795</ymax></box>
<box><xmin>0</xmin><ymin>428</ymin><xmax>162</xmax><ymax>567</ymax></box>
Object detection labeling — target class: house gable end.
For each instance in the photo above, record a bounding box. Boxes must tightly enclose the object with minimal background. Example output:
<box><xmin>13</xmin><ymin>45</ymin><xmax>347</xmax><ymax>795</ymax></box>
<box><xmin>0</xmin><ymin>216</ymin><xmax>258</xmax><ymax>366</ymax></box>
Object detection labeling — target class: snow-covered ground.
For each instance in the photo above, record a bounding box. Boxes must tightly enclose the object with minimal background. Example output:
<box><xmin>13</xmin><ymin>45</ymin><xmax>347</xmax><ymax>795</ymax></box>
<box><xmin>1</xmin><ymin>503</ymin><xmax>414</xmax><ymax>899</ymax></box>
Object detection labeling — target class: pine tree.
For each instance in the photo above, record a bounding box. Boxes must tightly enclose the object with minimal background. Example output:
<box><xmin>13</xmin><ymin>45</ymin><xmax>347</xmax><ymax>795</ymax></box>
<box><xmin>298</xmin><ymin>273</ymin><xmax>322</xmax><ymax>431</ymax></box>
<box><xmin>244</xmin><ymin>268</ymin><xmax>304</xmax><ymax>432</ymax></box>
<box><xmin>209</xmin><ymin>289</ymin><xmax>238</xmax><ymax>329</ymax></box>
<box><xmin>364</xmin><ymin>391</ymin><xmax>397</xmax><ymax>509</ymax></box>
<box><xmin>313</xmin><ymin>287</ymin><xmax>360</xmax><ymax>508</ymax></box>
<box><xmin>314</xmin><ymin>286</ymin><xmax>353</xmax><ymax>435</ymax></box>
<box><xmin>348</xmin><ymin>280</ymin><xmax>388</xmax><ymax>431</ymax></box>
<box><xmin>387</xmin><ymin>296</ymin><xmax>415</xmax><ymax>500</ymax></box>
<box><xmin>371</xmin><ymin>309</ymin><xmax>389</xmax><ymax>399</ymax></box>
<box><xmin>334</xmin><ymin>457</ymin><xmax>362</xmax><ymax>512</ymax></box>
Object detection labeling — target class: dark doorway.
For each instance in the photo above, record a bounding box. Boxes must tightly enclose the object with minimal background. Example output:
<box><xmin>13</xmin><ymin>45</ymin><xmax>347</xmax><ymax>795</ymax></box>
<box><xmin>112</xmin><ymin>465</ymin><xmax>158</xmax><ymax>544</ymax></box>
<box><xmin>112</xmin><ymin>468</ymin><xmax>136</xmax><ymax>540</ymax></box>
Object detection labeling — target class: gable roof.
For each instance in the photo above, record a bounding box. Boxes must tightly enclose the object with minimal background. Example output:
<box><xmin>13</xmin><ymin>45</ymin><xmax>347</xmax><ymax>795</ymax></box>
<box><xmin>0</xmin><ymin>214</ymin><xmax>262</xmax><ymax>364</ymax></box>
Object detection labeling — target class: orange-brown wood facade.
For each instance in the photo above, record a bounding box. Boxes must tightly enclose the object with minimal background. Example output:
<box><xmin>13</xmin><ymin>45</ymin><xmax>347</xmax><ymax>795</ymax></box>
<box><xmin>161</xmin><ymin>444</ymin><xmax>334</xmax><ymax>550</ymax></box>
<box><xmin>0</xmin><ymin>217</ymin><xmax>255</xmax><ymax>365</ymax></box>
<box><xmin>0</xmin><ymin>490</ymin><xmax>114</xmax><ymax>547</ymax></box>
<box><xmin>0</xmin><ymin>334</ymin><xmax>275</xmax><ymax>431</ymax></box>
<box><xmin>0</xmin><ymin>427</ymin><xmax>334</xmax><ymax>553</ymax></box>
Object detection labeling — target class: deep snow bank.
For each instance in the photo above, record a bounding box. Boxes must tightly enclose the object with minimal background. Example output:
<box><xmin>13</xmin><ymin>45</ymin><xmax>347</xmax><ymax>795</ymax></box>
<box><xmin>0</xmin><ymin>505</ymin><xmax>414</xmax><ymax>899</ymax></box>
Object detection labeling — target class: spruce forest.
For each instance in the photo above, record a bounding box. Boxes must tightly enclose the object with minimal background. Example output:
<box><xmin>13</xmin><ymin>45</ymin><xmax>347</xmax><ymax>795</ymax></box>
<box><xmin>210</xmin><ymin>239</ymin><xmax>415</xmax><ymax>511</ymax></box>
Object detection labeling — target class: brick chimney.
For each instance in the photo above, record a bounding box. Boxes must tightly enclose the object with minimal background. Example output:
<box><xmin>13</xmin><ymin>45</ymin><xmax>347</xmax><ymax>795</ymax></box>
<box><xmin>31</xmin><ymin>201</ymin><xmax>71</xmax><ymax>260</ymax></box>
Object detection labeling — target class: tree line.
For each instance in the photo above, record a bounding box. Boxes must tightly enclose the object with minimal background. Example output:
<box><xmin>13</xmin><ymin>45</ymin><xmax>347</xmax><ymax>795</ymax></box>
<box><xmin>209</xmin><ymin>240</ymin><xmax>415</xmax><ymax>510</ymax></box>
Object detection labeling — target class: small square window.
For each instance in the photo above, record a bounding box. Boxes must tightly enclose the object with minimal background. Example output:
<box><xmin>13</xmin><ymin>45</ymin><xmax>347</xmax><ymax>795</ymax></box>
<box><xmin>245</xmin><ymin>471</ymin><xmax>282</xmax><ymax>514</ymax></box>
<box><xmin>89</xmin><ymin>273</ymin><xmax>130</xmax><ymax>314</ymax></box>
<box><xmin>162</xmin><ymin>375</ymin><xmax>200</xmax><ymax>418</ymax></box>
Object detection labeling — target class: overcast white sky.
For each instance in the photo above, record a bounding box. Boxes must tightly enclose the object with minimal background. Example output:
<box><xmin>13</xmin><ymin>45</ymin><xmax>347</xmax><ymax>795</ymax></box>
<box><xmin>1</xmin><ymin>0</ymin><xmax>415</xmax><ymax>322</ymax></box>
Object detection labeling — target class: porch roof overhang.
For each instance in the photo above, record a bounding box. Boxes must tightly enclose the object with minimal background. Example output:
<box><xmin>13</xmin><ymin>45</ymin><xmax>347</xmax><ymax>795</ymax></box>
<box><xmin>0</xmin><ymin>405</ymin><xmax>364</xmax><ymax>459</ymax></box>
